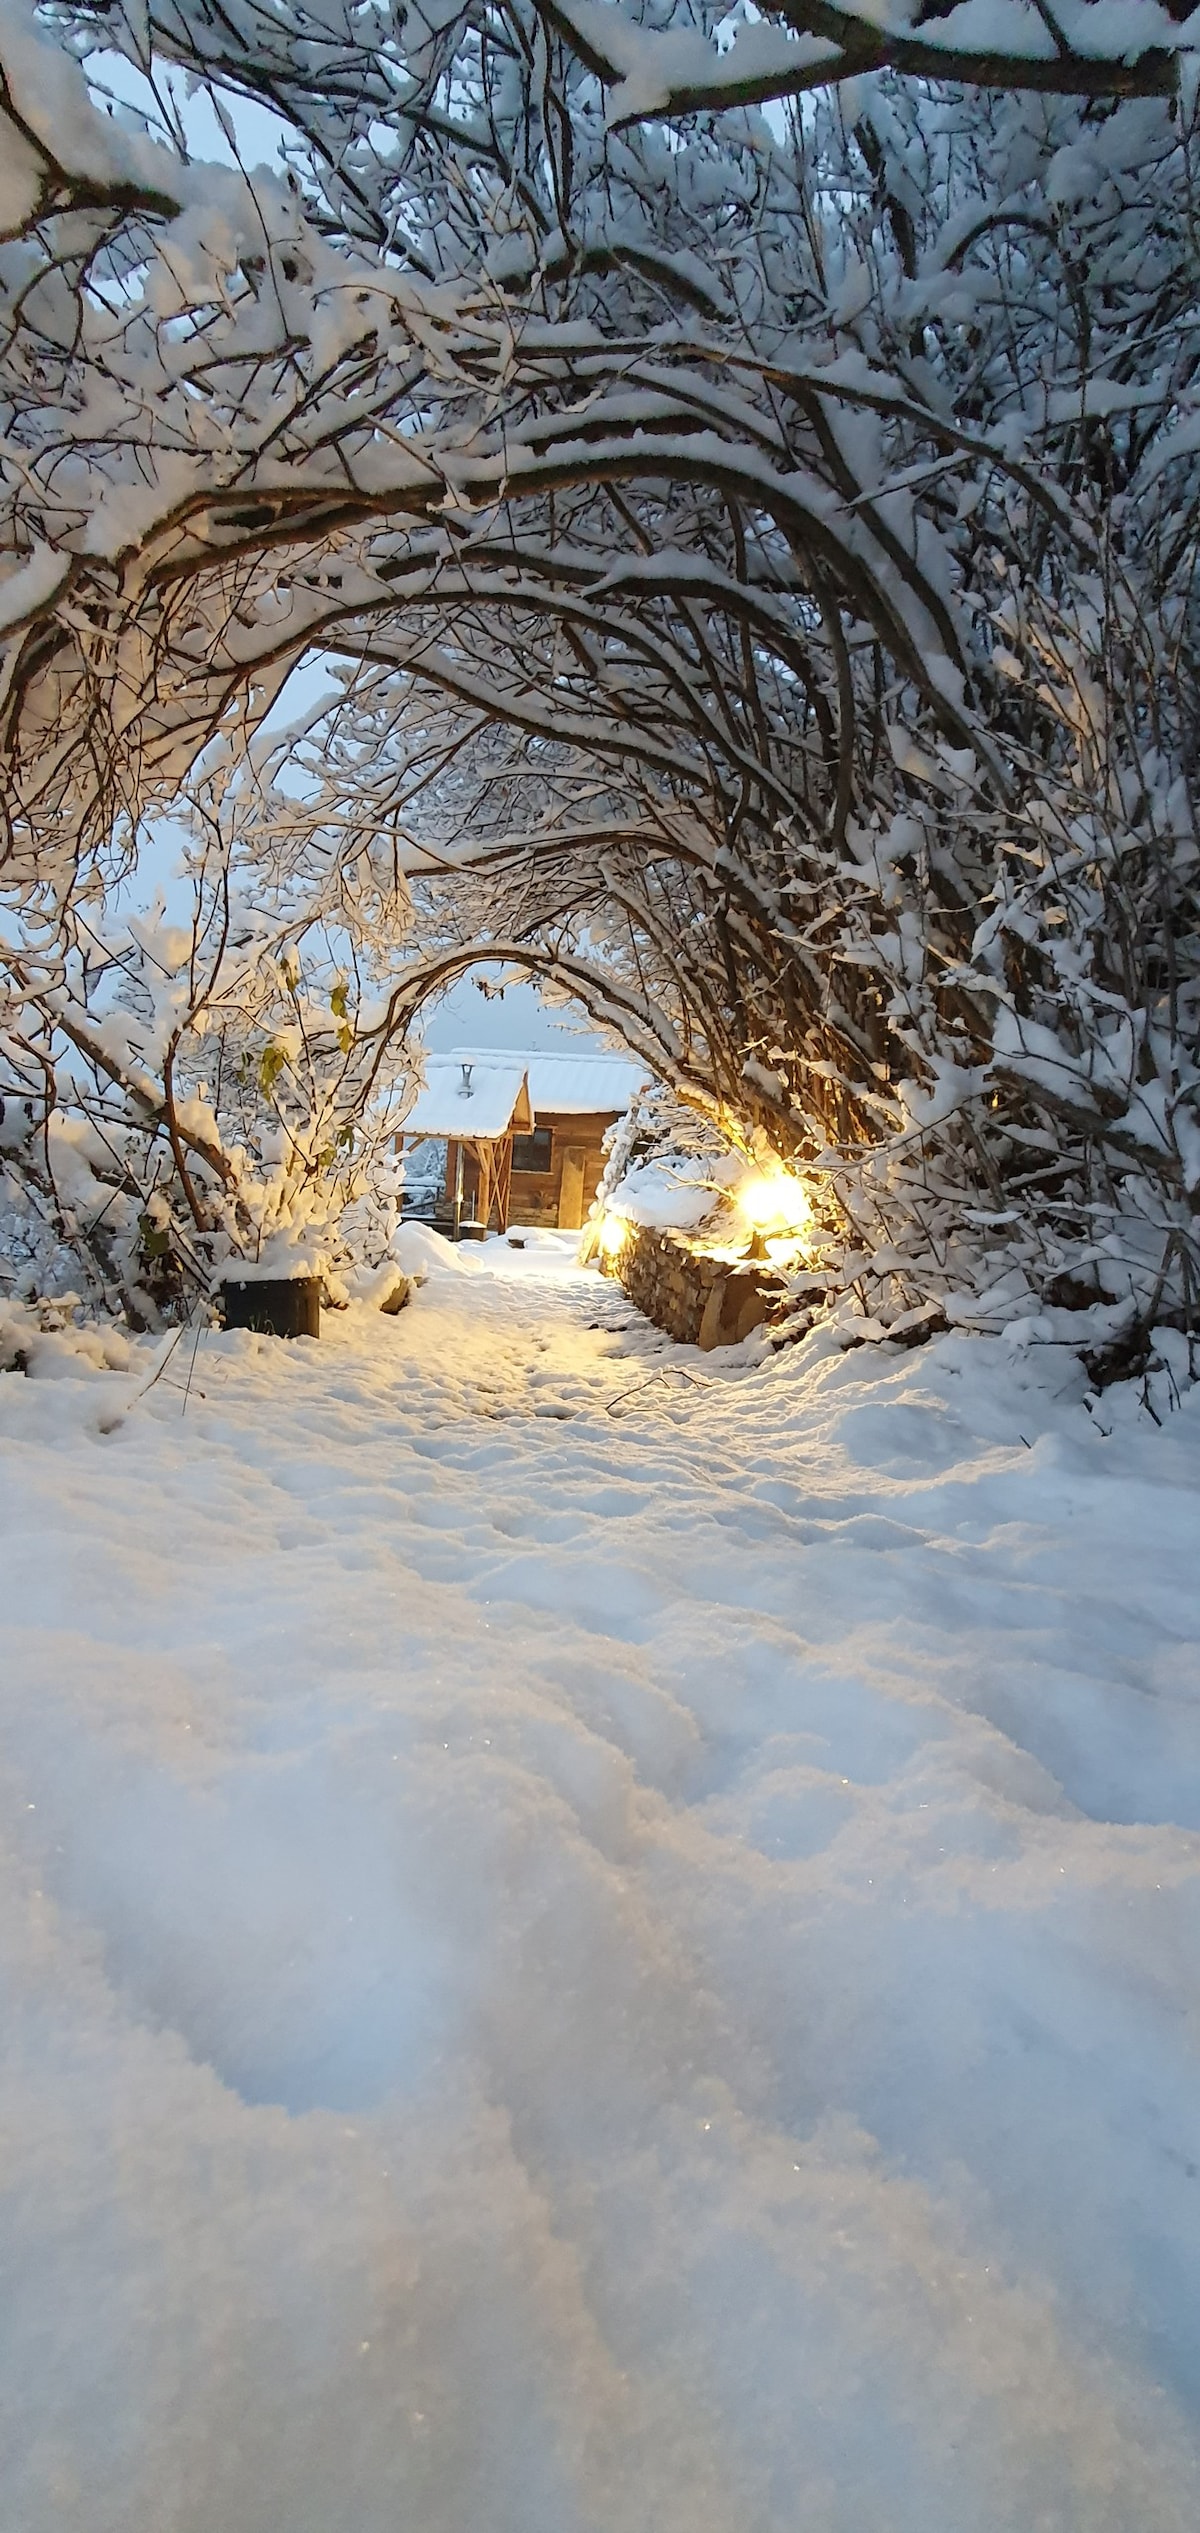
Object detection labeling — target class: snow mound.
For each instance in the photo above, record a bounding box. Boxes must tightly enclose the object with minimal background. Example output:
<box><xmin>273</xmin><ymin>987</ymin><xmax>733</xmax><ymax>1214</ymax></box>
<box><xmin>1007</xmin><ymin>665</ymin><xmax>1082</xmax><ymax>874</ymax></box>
<box><xmin>609</xmin><ymin>1150</ymin><xmax>740</xmax><ymax>1232</ymax></box>
<box><xmin>390</xmin><ymin>1220</ymin><xmax>479</xmax><ymax>1277</ymax></box>
<box><xmin>0</xmin><ymin>1298</ymin><xmax>132</xmax><ymax>1378</ymax></box>
<box><xmin>342</xmin><ymin>1260</ymin><xmax>410</xmax><ymax>1313</ymax></box>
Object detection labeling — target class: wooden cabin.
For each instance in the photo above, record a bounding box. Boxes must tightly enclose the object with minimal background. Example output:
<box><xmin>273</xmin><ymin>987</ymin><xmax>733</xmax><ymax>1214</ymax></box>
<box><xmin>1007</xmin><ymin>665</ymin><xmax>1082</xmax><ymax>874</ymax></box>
<box><xmin>400</xmin><ymin>1048</ymin><xmax>644</xmax><ymax>1236</ymax></box>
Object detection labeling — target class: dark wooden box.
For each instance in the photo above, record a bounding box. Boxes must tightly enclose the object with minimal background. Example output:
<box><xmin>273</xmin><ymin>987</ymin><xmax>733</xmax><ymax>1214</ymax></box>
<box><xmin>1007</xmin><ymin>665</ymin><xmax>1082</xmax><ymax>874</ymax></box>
<box><xmin>219</xmin><ymin>1276</ymin><xmax>321</xmax><ymax>1339</ymax></box>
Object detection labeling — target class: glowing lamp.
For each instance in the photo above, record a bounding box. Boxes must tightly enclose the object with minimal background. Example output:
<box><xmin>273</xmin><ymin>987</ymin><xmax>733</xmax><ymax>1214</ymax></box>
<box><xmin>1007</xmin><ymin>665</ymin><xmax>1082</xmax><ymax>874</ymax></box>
<box><xmin>735</xmin><ymin>1168</ymin><xmax>810</xmax><ymax>1238</ymax></box>
<box><xmin>598</xmin><ymin>1213</ymin><xmax>629</xmax><ymax>1258</ymax></box>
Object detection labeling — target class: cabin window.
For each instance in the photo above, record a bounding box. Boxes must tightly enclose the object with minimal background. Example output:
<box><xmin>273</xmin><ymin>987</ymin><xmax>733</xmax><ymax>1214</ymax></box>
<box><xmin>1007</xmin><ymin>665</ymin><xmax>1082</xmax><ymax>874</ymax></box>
<box><xmin>512</xmin><ymin>1127</ymin><xmax>553</xmax><ymax>1173</ymax></box>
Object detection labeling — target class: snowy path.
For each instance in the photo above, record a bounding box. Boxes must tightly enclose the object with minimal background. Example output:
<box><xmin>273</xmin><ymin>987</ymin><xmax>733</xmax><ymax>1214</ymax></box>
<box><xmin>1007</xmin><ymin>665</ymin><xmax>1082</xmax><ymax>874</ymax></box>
<box><xmin>2</xmin><ymin>1246</ymin><xmax>1200</xmax><ymax>2532</ymax></box>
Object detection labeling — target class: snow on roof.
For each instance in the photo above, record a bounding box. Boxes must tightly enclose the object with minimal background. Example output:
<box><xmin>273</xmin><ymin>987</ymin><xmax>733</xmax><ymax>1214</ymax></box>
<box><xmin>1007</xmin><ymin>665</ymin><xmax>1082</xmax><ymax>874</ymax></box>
<box><xmin>403</xmin><ymin>1055</ymin><xmax>529</xmax><ymax>1141</ymax></box>
<box><xmin>441</xmin><ymin>1046</ymin><xmax>645</xmax><ymax>1119</ymax></box>
<box><xmin>525</xmin><ymin>1049</ymin><xmax>646</xmax><ymax>1116</ymax></box>
<box><xmin>403</xmin><ymin>1047</ymin><xmax>646</xmax><ymax>1140</ymax></box>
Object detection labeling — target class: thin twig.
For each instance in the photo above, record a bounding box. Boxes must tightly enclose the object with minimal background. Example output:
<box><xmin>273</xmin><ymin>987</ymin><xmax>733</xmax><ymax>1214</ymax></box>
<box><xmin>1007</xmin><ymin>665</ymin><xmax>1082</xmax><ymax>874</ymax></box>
<box><xmin>605</xmin><ymin>1365</ymin><xmax>710</xmax><ymax>1414</ymax></box>
<box><xmin>181</xmin><ymin>1310</ymin><xmax>208</xmax><ymax>1416</ymax></box>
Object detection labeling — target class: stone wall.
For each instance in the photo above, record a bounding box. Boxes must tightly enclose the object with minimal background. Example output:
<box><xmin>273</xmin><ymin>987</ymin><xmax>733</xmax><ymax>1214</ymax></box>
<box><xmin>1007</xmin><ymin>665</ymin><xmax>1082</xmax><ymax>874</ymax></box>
<box><xmin>606</xmin><ymin>1223</ymin><xmax>773</xmax><ymax>1350</ymax></box>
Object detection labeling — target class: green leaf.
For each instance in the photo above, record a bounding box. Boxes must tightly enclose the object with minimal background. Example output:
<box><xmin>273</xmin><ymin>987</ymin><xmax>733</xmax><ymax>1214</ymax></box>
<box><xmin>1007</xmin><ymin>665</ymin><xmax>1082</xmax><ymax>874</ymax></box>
<box><xmin>139</xmin><ymin>1213</ymin><xmax>171</xmax><ymax>1259</ymax></box>
<box><xmin>258</xmin><ymin>1043</ymin><xmax>287</xmax><ymax>1098</ymax></box>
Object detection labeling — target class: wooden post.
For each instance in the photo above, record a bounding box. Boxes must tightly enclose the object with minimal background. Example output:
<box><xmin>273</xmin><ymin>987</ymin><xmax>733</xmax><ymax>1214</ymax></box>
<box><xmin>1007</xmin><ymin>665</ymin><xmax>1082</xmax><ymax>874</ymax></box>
<box><xmin>475</xmin><ymin>1139</ymin><xmax>494</xmax><ymax>1232</ymax></box>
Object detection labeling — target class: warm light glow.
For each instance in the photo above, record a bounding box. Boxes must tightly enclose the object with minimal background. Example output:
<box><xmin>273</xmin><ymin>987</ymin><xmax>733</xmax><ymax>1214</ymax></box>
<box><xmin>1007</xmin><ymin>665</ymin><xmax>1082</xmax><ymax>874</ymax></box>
<box><xmin>735</xmin><ymin>1168</ymin><xmax>811</xmax><ymax>1237</ymax></box>
<box><xmin>598</xmin><ymin>1213</ymin><xmax>629</xmax><ymax>1258</ymax></box>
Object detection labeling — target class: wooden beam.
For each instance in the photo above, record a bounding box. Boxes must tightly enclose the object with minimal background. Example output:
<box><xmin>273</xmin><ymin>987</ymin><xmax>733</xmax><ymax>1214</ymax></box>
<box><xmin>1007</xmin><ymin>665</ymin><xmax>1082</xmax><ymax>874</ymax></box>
<box><xmin>495</xmin><ymin>1133</ymin><xmax>513</xmax><ymax>1234</ymax></box>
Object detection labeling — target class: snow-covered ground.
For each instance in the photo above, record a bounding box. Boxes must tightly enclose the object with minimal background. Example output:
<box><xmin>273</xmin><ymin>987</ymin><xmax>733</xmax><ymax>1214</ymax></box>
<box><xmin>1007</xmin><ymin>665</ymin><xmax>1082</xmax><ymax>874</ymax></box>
<box><xmin>2</xmin><ymin>1241</ymin><xmax>1199</xmax><ymax>2533</ymax></box>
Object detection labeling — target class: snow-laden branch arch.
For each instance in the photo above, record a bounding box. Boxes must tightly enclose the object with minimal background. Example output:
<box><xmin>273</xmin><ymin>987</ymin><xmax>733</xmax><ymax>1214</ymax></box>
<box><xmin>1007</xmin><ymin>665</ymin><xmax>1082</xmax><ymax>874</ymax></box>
<box><xmin>1</xmin><ymin>0</ymin><xmax>1198</xmax><ymax>1339</ymax></box>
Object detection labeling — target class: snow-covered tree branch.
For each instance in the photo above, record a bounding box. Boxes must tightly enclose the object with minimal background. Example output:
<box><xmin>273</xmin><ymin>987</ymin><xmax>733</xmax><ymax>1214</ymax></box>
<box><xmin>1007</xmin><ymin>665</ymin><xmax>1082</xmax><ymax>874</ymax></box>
<box><xmin>1</xmin><ymin>0</ymin><xmax>1197</xmax><ymax>1340</ymax></box>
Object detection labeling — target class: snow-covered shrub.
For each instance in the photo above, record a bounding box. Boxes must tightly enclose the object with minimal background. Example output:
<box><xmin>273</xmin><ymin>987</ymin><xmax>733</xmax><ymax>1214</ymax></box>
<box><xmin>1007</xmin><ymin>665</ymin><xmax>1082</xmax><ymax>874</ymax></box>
<box><xmin>595</xmin><ymin>1088</ymin><xmax>745</xmax><ymax>1240</ymax></box>
<box><xmin>1</xmin><ymin>758</ymin><xmax>416</xmax><ymax>1323</ymax></box>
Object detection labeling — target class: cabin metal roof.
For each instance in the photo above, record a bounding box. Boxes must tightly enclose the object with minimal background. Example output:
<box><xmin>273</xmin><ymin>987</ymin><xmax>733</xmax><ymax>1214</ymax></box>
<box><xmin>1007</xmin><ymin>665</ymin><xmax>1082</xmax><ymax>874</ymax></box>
<box><xmin>403</xmin><ymin>1047</ymin><xmax>644</xmax><ymax>1141</ymax></box>
<box><xmin>402</xmin><ymin>1057</ymin><xmax>531</xmax><ymax>1141</ymax></box>
<box><xmin>523</xmin><ymin>1050</ymin><xmax>646</xmax><ymax>1116</ymax></box>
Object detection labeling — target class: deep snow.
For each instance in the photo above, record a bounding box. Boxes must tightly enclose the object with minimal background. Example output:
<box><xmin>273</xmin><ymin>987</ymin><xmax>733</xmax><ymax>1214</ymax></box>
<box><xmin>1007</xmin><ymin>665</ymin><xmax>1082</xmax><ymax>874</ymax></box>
<box><xmin>1</xmin><ymin>1239</ymin><xmax>1199</xmax><ymax>2532</ymax></box>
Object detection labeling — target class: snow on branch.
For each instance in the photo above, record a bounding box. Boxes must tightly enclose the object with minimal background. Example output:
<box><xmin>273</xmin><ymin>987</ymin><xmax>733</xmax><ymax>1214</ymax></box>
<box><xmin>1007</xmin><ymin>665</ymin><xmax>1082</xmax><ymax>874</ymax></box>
<box><xmin>542</xmin><ymin>0</ymin><xmax>1196</xmax><ymax>118</ymax></box>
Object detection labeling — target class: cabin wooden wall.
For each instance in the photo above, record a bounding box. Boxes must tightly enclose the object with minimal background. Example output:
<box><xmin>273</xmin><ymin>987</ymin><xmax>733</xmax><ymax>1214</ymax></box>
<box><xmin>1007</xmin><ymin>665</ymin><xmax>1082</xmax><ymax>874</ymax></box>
<box><xmin>509</xmin><ymin>1111</ymin><xmax>616</xmax><ymax>1230</ymax></box>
